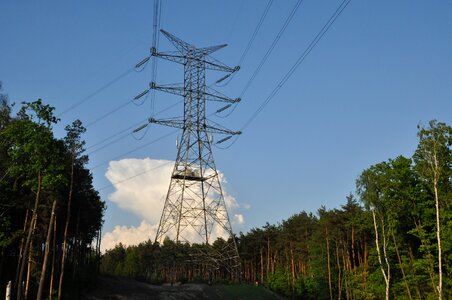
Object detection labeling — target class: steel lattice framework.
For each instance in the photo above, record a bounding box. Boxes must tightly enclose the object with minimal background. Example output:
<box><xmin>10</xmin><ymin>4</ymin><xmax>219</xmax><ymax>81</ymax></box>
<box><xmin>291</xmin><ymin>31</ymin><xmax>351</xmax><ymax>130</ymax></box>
<box><xmin>150</xmin><ymin>30</ymin><xmax>241</xmax><ymax>275</ymax></box>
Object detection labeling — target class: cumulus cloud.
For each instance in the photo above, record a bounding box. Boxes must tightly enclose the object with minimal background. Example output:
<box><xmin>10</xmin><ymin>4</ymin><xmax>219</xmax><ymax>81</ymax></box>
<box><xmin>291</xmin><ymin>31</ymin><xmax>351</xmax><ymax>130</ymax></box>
<box><xmin>233</xmin><ymin>214</ymin><xmax>245</xmax><ymax>225</ymax></box>
<box><xmin>102</xmin><ymin>158</ymin><xmax>245</xmax><ymax>251</ymax></box>
<box><xmin>101</xmin><ymin>221</ymin><xmax>156</xmax><ymax>252</ymax></box>
<box><xmin>105</xmin><ymin>158</ymin><xmax>173</xmax><ymax>223</ymax></box>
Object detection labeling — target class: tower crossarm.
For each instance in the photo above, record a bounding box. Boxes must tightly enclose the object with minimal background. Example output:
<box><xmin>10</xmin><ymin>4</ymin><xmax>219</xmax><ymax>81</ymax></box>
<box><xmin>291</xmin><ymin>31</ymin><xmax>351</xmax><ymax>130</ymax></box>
<box><xmin>205</xmin><ymin>124</ymin><xmax>241</xmax><ymax>135</ymax></box>
<box><xmin>152</xmin><ymin>50</ymin><xmax>187</xmax><ymax>65</ymax></box>
<box><xmin>205</xmin><ymin>120</ymin><xmax>241</xmax><ymax>135</ymax></box>
<box><xmin>149</xmin><ymin>117</ymin><xmax>241</xmax><ymax>136</ymax></box>
<box><xmin>150</xmin><ymin>82</ymin><xmax>240</xmax><ymax>103</ymax></box>
<box><xmin>204</xmin><ymin>56</ymin><xmax>239</xmax><ymax>73</ymax></box>
<box><xmin>205</xmin><ymin>87</ymin><xmax>240</xmax><ymax>103</ymax></box>
<box><xmin>149</xmin><ymin>117</ymin><xmax>184</xmax><ymax>130</ymax></box>
<box><xmin>161</xmin><ymin>29</ymin><xmax>228</xmax><ymax>56</ymax></box>
<box><xmin>151</xmin><ymin>50</ymin><xmax>238</xmax><ymax>73</ymax></box>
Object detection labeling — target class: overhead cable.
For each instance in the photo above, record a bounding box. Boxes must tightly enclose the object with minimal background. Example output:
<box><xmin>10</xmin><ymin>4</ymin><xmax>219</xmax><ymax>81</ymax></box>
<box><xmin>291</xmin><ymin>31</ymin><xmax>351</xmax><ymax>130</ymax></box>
<box><xmin>86</xmin><ymin>99</ymin><xmax>182</xmax><ymax>153</ymax></box>
<box><xmin>216</xmin><ymin>0</ymin><xmax>274</xmax><ymax>88</ymax></box>
<box><xmin>241</xmin><ymin>0</ymin><xmax>352</xmax><ymax>131</ymax></box>
<box><xmin>239</xmin><ymin>0</ymin><xmax>304</xmax><ymax>99</ymax></box>
<box><xmin>98</xmin><ymin>160</ymin><xmax>174</xmax><ymax>191</ymax></box>
<box><xmin>217</xmin><ymin>0</ymin><xmax>352</xmax><ymax>150</ymax></box>
<box><xmin>150</xmin><ymin>0</ymin><xmax>163</xmax><ymax>116</ymax></box>
<box><xmin>216</xmin><ymin>0</ymin><xmax>303</xmax><ymax>117</ymax></box>
<box><xmin>238</xmin><ymin>0</ymin><xmax>274</xmax><ymax>68</ymax></box>
<box><xmin>58</xmin><ymin>67</ymin><xmax>134</xmax><ymax>117</ymax></box>
<box><xmin>90</xmin><ymin>129</ymin><xmax>177</xmax><ymax>170</ymax></box>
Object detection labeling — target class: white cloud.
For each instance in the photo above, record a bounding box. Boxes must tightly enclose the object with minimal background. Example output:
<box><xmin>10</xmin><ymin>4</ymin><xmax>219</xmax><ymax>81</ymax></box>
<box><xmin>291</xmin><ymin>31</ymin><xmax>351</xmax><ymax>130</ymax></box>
<box><xmin>105</xmin><ymin>158</ymin><xmax>173</xmax><ymax>223</ymax></box>
<box><xmin>101</xmin><ymin>220</ymin><xmax>157</xmax><ymax>252</ymax></box>
<box><xmin>241</xmin><ymin>203</ymin><xmax>252</xmax><ymax>210</ymax></box>
<box><xmin>102</xmin><ymin>158</ymin><xmax>245</xmax><ymax>251</ymax></box>
<box><xmin>233</xmin><ymin>214</ymin><xmax>245</xmax><ymax>225</ymax></box>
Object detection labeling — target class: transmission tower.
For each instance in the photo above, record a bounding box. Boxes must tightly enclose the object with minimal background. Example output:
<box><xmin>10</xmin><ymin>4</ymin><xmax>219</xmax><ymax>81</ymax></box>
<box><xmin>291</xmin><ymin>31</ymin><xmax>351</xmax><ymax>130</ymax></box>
<box><xmin>149</xmin><ymin>29</ymin><xmax>241</xmax><ymax>276</ymax></box>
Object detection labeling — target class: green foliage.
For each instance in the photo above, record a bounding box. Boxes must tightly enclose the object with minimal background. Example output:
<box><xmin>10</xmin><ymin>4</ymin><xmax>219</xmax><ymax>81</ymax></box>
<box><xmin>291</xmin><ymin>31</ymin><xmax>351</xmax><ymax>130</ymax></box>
<box><xmin>0</xmin><ymin>98</ymin><xmax>105</xmax><ymax>299</ymax></box>
<box><xmin>266</xmin><ymin>267</ymin><xmax>289</xmax><ymax>295</ymax></box>
<box><xmin>97</xmin><ymin>119</ymin><xmax>452</xmax><ymax>300</ymax></box>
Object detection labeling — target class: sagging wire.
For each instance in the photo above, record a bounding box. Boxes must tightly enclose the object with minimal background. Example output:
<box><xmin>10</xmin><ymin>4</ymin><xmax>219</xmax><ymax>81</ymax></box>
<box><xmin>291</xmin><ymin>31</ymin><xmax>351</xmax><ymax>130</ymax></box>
<box><xmin>98</xmin><ymin>160</ymin><xmax>174</xmax><ymax>191</ymax></box>
<box><xmin>132</xmin><ymin>88</ymin><xmax>150</xmax><ymax>106</ymax></box>
<box><xmin>132</xmin><ymin>122</ymin><xmax>151</xmax><ymax>140</ymax></box>
<box><xmin>150</xmin><ymin>0</ymin><xmax>163</xmax><ymax>117</ymax></box>
<box><xmin>217</xmin><ymin>0</ymin><xmax>353</xmax><ymax>150</ymax></box>
<box><xmin>90</xmin><ymin>129</ymin><xmax>177</xmax><ymax>170</ymax></box>
<box><xmin>58</xmin><ymin>67</ymin><xmax>134</xmax><ymax>117</ymax></box>
<box><xmin>134</xmin><ymin>56</ymin><xmax>151</xmax><ymax>72</ymax></box>
<box><xmin>215</xmin><ymin>0</ymin><xmax>274</xmax><ymax>88</ymax></box>
<box><xmin>214</xmin><ymin>134</ymin><xmax>239</xmax><ymax>150</ymax></box>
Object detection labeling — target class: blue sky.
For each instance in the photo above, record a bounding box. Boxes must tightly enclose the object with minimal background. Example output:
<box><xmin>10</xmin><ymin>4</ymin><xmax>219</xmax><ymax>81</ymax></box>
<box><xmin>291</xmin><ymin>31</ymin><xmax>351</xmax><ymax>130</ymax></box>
<box><xmin>1</xmin><ymin>1</ymin><xmax>451</xmax><ymax>249</ymax></box>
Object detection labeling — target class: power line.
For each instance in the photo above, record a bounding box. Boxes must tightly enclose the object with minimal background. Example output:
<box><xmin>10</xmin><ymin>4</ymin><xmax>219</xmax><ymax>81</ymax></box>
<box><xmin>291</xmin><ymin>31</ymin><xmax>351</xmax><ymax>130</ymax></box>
<box><xmin>150</xmin><ymin>0</ymin><xmax>163</xmax><ymax>116</ymax></box>
<box><xmin>86</xmin><ymin>130</ymin><xmax>132</xmax><ymax>156</ymax></box>
<box><xmin>237</xmin><ymin>0</ymin><xmax>274</xmax><ymax>68</ymax></box>
<box><xmin>216</xmin><ymin>0</ymin><xmax>274</xmax><ymax>88</ymax></box>
<box><xmin>96</xmin><ymin>0</ymin><xmax>352</xmax><ymax>191</ymax></box>
<box><xmin>239</xmin><ymin>0</ymin><xmax>304</xmax><ymax>99</ymax></box>
<box><xmin>98</xmin><ymin>160</ymin><xmax>174</xmax><ymax>191</ymax></box>
<box><xmin>86</xmin><ymin>119</ymin><xmax>144</xmax><ymax>151</ymax></box>
<box><xmin>242</xmin><ymin>0</ymin><xmax>352</xmax><ymax>131</ymax></box>
<box><xmin>217</xmin><ymin>0</ymin><xmax>352</xmax><ymax>150</ymax></box>
<box><xmin>90</xmin><ymin>129</ymin><xmax>177</xmax><ymax>170</ymax></box>
<box><xmin>58</xmin><ymin>67</ymin><xmax>134</xmax><ymax>117</ymax></box>
<box><xmin>85</xmin><ymin>99</ymin><xmax>182</xmax><ymax>154</ymax></box>
<box><xmin>85</xmin><ymin>99</ymin><xmax>132</xmax><ymax>128</ymax></box>
<box><xmin>226</xmin><ymin>0</ymin><xmax>246</xmax><ymax>44</ymax></box>
<box><xmin>216</xmin><ymin>0</ymin><xmax>303</xmax><ymax>118</ymax></box>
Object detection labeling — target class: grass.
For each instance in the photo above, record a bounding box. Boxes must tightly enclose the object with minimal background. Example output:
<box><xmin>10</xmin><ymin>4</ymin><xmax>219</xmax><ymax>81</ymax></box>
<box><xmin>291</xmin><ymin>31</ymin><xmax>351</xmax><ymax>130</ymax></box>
<box><xmin>213</xmin><ymin>284</ymin><xmax>287</xmax><ymax>300</ymax></box>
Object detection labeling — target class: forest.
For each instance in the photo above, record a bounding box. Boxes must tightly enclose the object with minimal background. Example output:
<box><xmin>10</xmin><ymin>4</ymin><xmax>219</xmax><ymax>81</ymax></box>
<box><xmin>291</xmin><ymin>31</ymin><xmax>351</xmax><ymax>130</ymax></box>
<box><xmin>0</xmin><ymin>83</ymin><xmax>105</xmax><ymax>299</ymax></box>
<box><xmin>1</xmin><ymin>79</ymin><xmax>451</xmax><ymax>299</ymax></box>
<box><xmin>101</xmin><ymin>119</ymin><xmax>451</xmax><ymax>300</ymax></box>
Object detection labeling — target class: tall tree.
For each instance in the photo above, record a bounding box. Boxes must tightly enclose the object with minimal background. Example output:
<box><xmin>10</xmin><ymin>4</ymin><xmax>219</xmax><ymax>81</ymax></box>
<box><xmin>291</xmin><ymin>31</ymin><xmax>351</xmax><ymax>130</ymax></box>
<box><xmin>58</xmin><ymin>119</ymin><xmax>87</xmax><ymax>300</ymax></box>
<box><xmin>357</xmin><ymin>163</ymin><xmax>392</xmax><ymax>300</ymax></box>
<box><xmin>413</xmin><ymin>120</ymin><xmax>452</xmax><ymax>300</ymax></box>
<box><xmin>0</xmin><ymin>100</ymin><xmax>62</xmax><ymax>299</ymax></box>
<box><xmin>0</xmin><ymin>81</ymin><xmax>10</xmax><ymax>130</ymax></box>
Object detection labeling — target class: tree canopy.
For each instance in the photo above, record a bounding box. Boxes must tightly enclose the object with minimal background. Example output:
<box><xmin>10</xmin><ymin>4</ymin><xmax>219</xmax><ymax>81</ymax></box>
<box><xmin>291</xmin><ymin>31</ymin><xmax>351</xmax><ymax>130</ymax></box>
<box><xmin>0</xmin><ymin>94</ymin><xmax>105</xmax><ymax>299</ymax></box>
<box><xmin>100</xmin><ymin>120</ymin><xmax>452</xmax><ymax>299</ymax></box>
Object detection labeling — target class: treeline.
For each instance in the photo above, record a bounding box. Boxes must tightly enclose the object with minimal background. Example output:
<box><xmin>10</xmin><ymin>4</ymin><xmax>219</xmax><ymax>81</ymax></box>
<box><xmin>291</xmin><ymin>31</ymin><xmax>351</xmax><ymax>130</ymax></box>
<box><xmin>100</xmin><ymin>239</ymin><xmax>239</xmax><ymax>284</ymax></box>
<box><xmin>0</xmin><ymin>84</ymin><xmax>105</xmax><ymax>299</ymax></box>
<box><xmin>101</xmin><ymin>120</ymin><xmax>451</xmax><ymax>299</ymax></box>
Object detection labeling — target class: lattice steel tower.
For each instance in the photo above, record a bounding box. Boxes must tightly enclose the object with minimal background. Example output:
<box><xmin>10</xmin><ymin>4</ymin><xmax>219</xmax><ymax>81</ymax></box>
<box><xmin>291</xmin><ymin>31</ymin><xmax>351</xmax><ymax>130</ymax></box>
<box><xmin>149</xmin><ymin>29</ymin><xmax>241</xmax><ymax>274</ymax></box>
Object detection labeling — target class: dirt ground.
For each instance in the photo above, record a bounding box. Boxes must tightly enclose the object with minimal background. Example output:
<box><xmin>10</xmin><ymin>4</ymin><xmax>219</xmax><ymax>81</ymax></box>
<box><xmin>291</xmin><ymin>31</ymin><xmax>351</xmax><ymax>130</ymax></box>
<box><xmin>83</xmin><ymin>276</ymin><xmax>284</xmax><ymax>300</ymax></box>
<box><xmin>83</xmin><ymin>276</ymin><xmax>226</xmax><ymax>300</ymax></box>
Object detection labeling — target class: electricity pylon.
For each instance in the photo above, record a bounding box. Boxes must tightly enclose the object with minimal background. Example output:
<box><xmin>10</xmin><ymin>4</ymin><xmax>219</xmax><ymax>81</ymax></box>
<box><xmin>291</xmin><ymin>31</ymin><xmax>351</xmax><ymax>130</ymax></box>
<box><xmin>149</xmin><ymin>29</ymin><xmax>241</xmax><ymax>276</ymax></box>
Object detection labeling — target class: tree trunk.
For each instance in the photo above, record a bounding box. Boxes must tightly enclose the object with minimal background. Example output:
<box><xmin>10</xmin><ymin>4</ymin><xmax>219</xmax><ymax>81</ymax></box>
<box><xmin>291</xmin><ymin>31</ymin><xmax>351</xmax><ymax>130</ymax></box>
<box><xmin>25</xmin><ymin>216</ymin><xmax>37</xmax><ymax>300</ymax></box>
<box><xmin>13</xmin><ymin>208</ymin><xmax>29</xmax><ymax>296</ymax></box>
<box><xmin>49</xmin><ymin>215</ymin><xmax>57</xmax><ymax>300</ymax></box>
<box><xmin>392</xmin><ymin>233</ymin><xmax>412</xmax><ymax>300</ymax></box>
<box><xmin>433</xmin><ymin>179</ymin><xmax>442</xmax><ymax>300</ymax></box>
<box><xmin>363</xmin><ymin>241</ymin><xmax>368</xmax><ymax>293</ymax></box>
<box><xmin>37</xmin><ymin>200</ymin><xmax>57</xmax><ymax>300</ymax></box>
<box><xmin>260</xmin><ymin>247</ymin><xmax>264</xmax><ymax>284</ymax></box>
<box><xmin>290</xmin><ymin>247</ymin><xmax>295</xmax><ymax>293</ymax></box>
<box><xmin>266</xmin><ymin>237</ymin><xmax>270</xmax><ymax>281</ymax></box>
<box><xmin>73</xmin><ymin>208</ymin><xmax>81</xmax><ymax>280</ymax></box>
<box><xmin>372</xmin><ymin>209</ymin><xmax>390</xmax><ymax>300</ymax></box>
<box><xmin>58</xmin><ymin>158</ymin><xmax>74</xmax><ymax>300</ymax></box>
<box><xmin>326</xmin><ymin>226</ymin><xmax>333</xmax><ymax>300</ymax></box>
<box><xmin>16</xmin><ymin>171</ymin><xmax>41</xmax><ymax>300</ymax></box>
<box><xmin>351</xmin><ymin>225</ymin><xmax>355</xmax><ymax>270</ymax></box>
<box><xmin>414</xmin><ymin>219</ymin><xmax>437</xmax><ymax>293</ymax></box>
<box><xmin>408</xmin><ymin>247</ymin><xmax>422</xmax><ymax>299</ymax></box>
<box><xmin>336</xmin><ymin>241</ymin><xmax>342</xmax><ymax>300</ymax></box>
